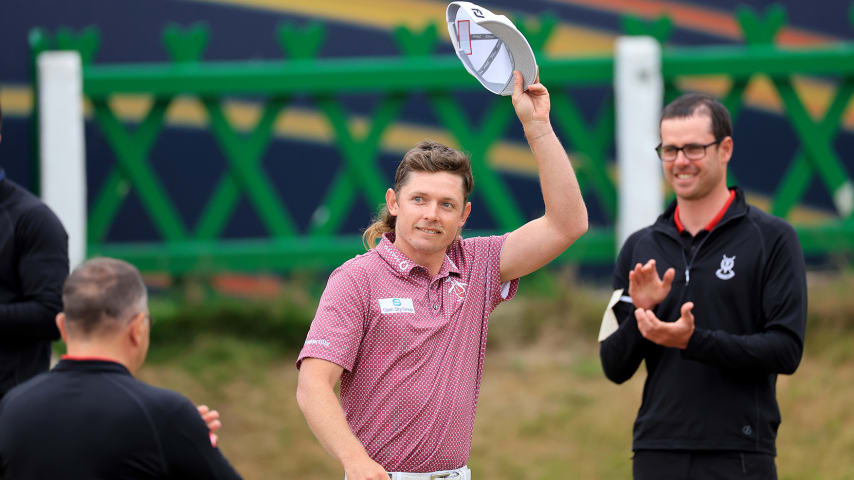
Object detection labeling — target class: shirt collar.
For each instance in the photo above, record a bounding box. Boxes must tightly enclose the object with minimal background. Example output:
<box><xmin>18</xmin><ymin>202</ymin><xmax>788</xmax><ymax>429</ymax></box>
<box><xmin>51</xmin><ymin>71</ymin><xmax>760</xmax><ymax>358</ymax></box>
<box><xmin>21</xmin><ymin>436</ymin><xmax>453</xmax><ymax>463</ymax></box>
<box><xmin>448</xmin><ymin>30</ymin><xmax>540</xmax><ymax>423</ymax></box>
<box><xmin>437</xmin><ymin>250</ymin><xmax>461</xmax><ymax>279</ymax></box>
<box><xmin>674</xmin><ymin>188</ymin><xmax>736</xmax><ymax>234</ymax></box>
<box><xmin>61</xmin><ymin>354</ymin><xmax>121</xmax><ymax>363</ymax></box>
<box><xmin>54</xmin><ymin>356</ymin><xmax>131</xmax><ymax>376</ymax></box>
<box><xmin>376</xmin><ymin>232</ymin><xmax>461</xmax><ymax>278</ymax></box>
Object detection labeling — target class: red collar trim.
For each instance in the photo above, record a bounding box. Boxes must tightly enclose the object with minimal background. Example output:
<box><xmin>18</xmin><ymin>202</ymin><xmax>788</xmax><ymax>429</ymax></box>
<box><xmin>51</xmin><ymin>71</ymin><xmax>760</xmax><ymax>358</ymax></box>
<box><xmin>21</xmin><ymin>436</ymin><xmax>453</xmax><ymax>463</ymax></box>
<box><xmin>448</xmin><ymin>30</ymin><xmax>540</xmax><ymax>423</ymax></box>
<box><xmin>61</xmin><ymin>354</ymin><xmax>120</xmax><ymax>363</ymax></box>
<box><xmin>674</xmin><ymin>189</ymin><xmax>736</xmax><ymax>234</ymax></box>
<box><xmin>673</xmin><ymin>206</ymin><xmax>686</xmax><ymax>233</ymax></box>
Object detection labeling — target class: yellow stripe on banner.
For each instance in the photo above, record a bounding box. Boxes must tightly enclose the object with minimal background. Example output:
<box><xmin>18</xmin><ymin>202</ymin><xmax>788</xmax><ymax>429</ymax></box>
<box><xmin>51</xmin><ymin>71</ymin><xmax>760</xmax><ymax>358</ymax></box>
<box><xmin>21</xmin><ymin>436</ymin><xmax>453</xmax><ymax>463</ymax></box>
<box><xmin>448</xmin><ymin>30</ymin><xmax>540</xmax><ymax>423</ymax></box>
<box><xmin>0</xmin><ymin>86</ymin><xmax>33</xmax><ymax>115</ymax></box>
<box><xmin>0</xmin><ymin>84</ymin><xmax>536</xmax><ymax>175</ymax></box>
<box><xmin>3</xmin><ymin>75</ymin><xmax>844</xmax><ymax>134</ymax></box>
<box><xmin>4</xmin><ymin>71</ymin><xmax>854</xmax><ymax>168</ymax></box>
<box><xmin>185</xmin><ymin>0</ymin><xmax>853</xmax><ymax>120</ymax></box>
<box><xmin>677</xmin><ymin>76</ymin><xmax>854</xmax><ymax>125</ymax></box>
<box><xmin>187</xmin><ymin>0</ymin><xmax>617</xmax><ymax>54</ymax></box>
<box><xmin>1</xmin><ymin>84</ymin><xmax>837</xmax><ymax>222</ymax></box>
<box><xmin>193</xmin><ymin>0</ymin><xmax>449</xmax><ymax>30</ymax></box>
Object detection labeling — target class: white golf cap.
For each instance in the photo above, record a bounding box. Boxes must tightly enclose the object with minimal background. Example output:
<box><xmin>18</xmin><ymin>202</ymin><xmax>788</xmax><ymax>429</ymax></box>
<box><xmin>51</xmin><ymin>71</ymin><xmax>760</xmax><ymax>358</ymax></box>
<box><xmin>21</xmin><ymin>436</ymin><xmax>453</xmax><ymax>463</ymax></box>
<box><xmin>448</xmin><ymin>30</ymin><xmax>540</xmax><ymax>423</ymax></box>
<box><xmin>446</xmin><ymin>1</ymin><xmax>537</xmax><ymax>96</ymax></box>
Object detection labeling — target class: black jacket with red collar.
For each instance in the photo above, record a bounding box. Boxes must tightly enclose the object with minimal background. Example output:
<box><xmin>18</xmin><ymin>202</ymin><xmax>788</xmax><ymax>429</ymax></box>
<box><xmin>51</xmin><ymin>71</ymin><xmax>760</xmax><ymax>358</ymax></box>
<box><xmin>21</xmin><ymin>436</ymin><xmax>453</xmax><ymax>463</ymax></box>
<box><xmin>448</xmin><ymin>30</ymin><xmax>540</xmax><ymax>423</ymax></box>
<box><xmin>600</xmin><ymin>187</ymin><xmax>807</xmax><ymax>455</ymax></box>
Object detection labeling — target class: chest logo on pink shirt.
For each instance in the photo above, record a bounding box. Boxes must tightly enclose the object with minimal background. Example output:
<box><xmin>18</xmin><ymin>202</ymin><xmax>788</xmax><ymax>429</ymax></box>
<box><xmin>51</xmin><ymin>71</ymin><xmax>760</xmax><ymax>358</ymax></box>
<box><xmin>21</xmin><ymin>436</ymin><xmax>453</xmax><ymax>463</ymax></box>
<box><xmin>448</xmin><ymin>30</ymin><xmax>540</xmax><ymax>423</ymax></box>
<box><xmin>379</xmin><ymin>297</ymin><xmax>416</xmax><ymax>314</ymax></box>
<box><xmin>448</xmin><ymin>279</ymin><xmax>468</xmax><ymax>301</ymax></box>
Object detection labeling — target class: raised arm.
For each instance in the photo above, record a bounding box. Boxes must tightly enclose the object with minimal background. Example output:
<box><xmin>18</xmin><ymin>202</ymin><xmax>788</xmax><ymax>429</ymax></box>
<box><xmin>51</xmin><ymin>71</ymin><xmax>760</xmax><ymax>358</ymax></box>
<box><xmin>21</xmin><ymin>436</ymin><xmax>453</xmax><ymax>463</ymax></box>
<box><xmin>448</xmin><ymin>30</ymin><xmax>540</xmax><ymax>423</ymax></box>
<box><xmin>499</xmin><ymin>70</ymin><xmax>588</xmax><ymax>283</ymax></box>
<box><xmin>296</xmin><ymin>358</ymin><xmax>388</xmax><ymax>480</ymax></box>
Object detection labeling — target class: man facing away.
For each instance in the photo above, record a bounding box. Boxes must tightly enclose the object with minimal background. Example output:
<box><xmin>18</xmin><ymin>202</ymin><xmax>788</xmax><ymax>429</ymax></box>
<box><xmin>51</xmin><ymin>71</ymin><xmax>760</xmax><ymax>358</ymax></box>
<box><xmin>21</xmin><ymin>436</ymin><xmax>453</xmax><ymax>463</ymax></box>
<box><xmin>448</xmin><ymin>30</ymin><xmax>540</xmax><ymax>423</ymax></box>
<box><xmin>296</xmin><ymin>70</ymin><xmax>588</xmax><ymax>480</ymax></box>
<box><xmin>600</xmin><ymin>93</ymin><xmax>807</xmax><ymax>479</ymax></box>
<box><xmin>0</xmin><ymin>98</ymin><xmax>69</xmax><ymax>400</ymax></box>
<box><xmin>0</xmin><ymin>257</ymin><xmax>242</xmax><ymax>480</ymax></box>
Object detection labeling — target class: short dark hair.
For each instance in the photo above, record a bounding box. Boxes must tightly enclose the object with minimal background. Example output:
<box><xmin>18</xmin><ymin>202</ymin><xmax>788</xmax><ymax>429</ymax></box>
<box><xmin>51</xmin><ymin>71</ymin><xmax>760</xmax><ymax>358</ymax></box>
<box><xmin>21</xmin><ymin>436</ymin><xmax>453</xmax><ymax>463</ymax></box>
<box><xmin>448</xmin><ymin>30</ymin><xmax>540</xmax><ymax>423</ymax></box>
<box><xmin>62</xmin><ymin>257</ymin><xmax>147</xmax><ymax>336</ymax></box>
<box><xmin>660</xmin><ymin>93</ymin><xmax>732</xmax><ymax>141</ymax></box>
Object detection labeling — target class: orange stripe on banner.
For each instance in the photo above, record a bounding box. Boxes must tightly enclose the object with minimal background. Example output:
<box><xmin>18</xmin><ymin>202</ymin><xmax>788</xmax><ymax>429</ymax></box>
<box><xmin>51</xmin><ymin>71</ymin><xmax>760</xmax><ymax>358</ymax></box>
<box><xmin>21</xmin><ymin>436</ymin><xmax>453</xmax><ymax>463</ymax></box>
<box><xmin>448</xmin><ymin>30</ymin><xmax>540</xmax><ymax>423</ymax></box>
<box><xmin>555</xmin><ymin>0</ymin><xmax>839</xmax><ymax>46</ymax></box>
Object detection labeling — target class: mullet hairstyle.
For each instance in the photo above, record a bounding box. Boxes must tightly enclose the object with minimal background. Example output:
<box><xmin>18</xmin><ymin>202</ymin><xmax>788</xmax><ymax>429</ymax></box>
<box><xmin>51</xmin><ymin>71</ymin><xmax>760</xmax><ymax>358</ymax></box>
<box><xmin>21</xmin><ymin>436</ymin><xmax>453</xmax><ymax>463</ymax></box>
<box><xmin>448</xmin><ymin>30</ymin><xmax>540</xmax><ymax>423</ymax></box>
<box><xmin>62</xmin><ymin>257</ymin><xmax>147</xmax><ymax>336</ymax></box>
<box><xmin>660</xmin><ymin>93</ymin><xmax>733</xmax><ymax>141</ymax></box>
<box><xmin>362</xmin><ymin>140</ymin><xmax>474</xmax><ymax>249</ymax></box>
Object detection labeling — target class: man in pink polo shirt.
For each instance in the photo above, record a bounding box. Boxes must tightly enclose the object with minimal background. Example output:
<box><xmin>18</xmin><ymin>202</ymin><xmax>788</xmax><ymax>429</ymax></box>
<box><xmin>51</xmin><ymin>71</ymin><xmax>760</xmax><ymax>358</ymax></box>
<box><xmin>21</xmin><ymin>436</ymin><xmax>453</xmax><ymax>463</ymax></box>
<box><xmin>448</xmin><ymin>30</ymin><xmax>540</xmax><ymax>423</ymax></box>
<box><xmin>296</xmin><ymin>71</ymin><xmax>588</xmax><ymax>480</ymax></box>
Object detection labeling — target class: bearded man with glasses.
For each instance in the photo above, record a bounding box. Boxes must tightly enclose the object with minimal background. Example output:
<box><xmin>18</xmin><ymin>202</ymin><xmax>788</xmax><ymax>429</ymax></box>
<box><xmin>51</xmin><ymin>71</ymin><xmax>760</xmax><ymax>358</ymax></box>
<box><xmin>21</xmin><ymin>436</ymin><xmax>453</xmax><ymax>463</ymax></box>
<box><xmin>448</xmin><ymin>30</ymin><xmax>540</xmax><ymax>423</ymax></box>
<box><xmin>600</xmin><ymin>93</ymin><xmax>807</xmax><ymax>479</ymax></box>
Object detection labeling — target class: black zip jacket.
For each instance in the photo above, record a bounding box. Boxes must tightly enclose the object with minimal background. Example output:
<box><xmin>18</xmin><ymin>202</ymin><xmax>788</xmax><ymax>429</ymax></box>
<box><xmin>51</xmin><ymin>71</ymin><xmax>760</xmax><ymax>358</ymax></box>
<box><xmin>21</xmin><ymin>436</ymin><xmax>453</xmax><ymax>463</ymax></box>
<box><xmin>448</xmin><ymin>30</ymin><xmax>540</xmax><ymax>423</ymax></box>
<box><xmin>600</xmin><ymin>187</ymin><xmax>807</xmax><ymax>455</ymax></box>
<box><xmin>0</xmin><ymin>171</ymin><xmax>68</xmax><ymax>399</ymax></box>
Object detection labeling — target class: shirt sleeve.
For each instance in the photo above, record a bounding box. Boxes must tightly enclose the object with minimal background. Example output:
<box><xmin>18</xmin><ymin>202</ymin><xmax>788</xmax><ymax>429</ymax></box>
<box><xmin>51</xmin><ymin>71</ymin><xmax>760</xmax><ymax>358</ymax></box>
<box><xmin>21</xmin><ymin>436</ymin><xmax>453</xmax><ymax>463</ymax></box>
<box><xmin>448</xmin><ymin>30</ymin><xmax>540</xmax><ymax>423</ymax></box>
<box><xmin>0</xmin><ymin>203</ymin><xmax>68</xmax><ymax>340</ymax></box>
<box><xmin>478</xmin><ymin>234</ymin><xmax>519</xmax><ymax>311</ymax></box>
<box><xmin>599</xmin><ymin>233</ymin><xmax>648</xmax><ymax>384</ymax></box>
<box><xmin>160</xmin><ymin>398</ymin><xmax>242</xmax><ymax>480</ymax></box>
<box><xmin>682</xmin><ymin>223</ymin><xmax>807</xmax><ymax>374</ymax></box>
<box><xmin>296</xmin><ymin>264</ymin><xmax>368</xmax><ymax>371</ymax></box>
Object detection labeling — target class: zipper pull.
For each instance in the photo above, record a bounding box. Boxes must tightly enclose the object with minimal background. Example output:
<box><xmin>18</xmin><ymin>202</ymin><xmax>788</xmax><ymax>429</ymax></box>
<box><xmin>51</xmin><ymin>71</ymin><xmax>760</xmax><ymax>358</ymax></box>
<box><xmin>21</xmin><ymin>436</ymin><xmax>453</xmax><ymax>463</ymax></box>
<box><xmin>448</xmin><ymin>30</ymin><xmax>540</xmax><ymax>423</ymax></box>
<box><xmin>685</xmin><ymin>268</ymin><xmax>690</xmax><ymax>285</ymax></box>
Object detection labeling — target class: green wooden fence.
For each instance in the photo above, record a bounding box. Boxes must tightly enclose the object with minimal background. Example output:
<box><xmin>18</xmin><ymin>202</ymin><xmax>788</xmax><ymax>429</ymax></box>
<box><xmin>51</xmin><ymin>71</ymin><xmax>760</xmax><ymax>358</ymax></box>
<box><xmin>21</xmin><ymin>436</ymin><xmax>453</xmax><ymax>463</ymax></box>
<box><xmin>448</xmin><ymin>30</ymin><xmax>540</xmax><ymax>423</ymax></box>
<box><xmin>28</xmin><ymin>4</ymin><xmax>854</xmax><ymax>272</ymax></box>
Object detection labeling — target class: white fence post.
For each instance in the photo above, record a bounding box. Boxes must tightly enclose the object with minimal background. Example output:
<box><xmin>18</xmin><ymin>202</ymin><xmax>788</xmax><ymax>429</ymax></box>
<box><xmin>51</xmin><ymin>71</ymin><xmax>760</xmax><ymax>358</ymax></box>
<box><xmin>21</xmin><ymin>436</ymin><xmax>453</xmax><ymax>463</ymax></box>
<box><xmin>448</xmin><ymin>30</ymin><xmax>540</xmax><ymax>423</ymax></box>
<box><xmin>38</xmin><ymin>51</ymin><xmax>87</xmax><ymax>269</ymax></box>
<box><xmin>615</xmin><ymin>36</ymin><xmax>663</xmax><ymax>251</ymax></box>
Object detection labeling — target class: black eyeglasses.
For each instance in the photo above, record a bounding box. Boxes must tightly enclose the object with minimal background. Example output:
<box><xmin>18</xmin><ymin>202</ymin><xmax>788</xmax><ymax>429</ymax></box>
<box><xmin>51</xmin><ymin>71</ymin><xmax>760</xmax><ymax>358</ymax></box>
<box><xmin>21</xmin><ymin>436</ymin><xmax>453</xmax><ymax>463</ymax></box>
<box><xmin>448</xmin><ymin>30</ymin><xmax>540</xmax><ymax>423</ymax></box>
<box><xmin>655</xmin><ymin>140</ymin><xmax>721</xmax><ymax>162</ymax></box>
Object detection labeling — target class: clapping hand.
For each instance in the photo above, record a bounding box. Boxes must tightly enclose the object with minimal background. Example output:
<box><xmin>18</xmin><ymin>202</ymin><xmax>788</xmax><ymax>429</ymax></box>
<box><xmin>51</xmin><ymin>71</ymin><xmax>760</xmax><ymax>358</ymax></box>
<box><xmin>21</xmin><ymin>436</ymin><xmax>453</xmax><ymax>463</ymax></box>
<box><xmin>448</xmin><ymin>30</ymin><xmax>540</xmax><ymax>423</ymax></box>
<box><xmin>628</xmin><ymin>259</ymin><xmax>675</xmax><ymax>310</ymax></box>
<box><xmin>635</xmin><ymin>301</ymin><xmax>695</xmax><ymax>349</ymax></box>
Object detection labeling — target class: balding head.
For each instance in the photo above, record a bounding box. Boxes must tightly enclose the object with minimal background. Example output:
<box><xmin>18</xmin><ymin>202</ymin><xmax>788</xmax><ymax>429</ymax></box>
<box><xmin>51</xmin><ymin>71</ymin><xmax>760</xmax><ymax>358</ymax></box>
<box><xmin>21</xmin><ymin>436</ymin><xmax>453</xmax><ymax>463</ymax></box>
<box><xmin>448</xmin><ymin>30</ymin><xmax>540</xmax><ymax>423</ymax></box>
<box><xmin>62</xmin><ymin>257</ymin><xmax>147</xmax><ymax>337</ymax></box>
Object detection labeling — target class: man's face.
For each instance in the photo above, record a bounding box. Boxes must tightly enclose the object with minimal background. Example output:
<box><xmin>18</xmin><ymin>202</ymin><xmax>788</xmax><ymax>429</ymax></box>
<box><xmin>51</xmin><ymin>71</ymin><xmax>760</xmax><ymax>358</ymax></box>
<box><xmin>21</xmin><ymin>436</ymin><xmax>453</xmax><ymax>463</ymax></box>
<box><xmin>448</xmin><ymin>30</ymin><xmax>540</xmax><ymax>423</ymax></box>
<box><xmin>387</xmin><ymin>171</ymin><xmax>471</xmax><ymax>263</ymax></box>
<box><xmin>660</xmin><ymin>114</ymin><xmax>732</xmax><ymax>201</ymax></box>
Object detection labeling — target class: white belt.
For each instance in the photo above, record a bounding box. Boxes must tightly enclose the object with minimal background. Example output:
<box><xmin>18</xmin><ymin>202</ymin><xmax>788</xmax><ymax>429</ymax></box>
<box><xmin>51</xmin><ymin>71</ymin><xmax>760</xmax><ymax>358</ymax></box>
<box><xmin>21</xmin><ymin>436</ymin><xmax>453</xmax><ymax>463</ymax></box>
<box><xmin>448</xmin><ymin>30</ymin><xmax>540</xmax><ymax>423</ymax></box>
<box><xmin>389</xmin><ymin>466</ymin><xmax>470</xmax><ymax>480</ymax></box>
<box><xmin>346</xmin><ymin>466</ymin><xmax>470</xmax><ymax>480</ymax></box>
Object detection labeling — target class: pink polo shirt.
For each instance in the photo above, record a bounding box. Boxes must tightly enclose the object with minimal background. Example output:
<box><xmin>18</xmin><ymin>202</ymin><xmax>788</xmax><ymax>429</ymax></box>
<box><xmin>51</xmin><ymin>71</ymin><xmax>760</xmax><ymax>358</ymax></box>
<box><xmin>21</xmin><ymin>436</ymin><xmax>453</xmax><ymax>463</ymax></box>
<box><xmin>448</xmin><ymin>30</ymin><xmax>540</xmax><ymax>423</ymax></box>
<box><xmin>297</xmin><ymin>232</ymin><xmax>518</xmax><ymax>472</ymax></box>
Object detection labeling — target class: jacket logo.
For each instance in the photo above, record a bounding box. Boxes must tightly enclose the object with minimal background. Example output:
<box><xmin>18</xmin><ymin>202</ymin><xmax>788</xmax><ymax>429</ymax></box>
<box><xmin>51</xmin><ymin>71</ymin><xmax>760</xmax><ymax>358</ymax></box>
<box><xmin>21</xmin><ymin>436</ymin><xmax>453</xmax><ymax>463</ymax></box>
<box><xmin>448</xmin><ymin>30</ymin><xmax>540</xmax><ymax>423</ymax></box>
<box><xmin>448</xmin><ymin>279</ymin><xmax>467</xmax><ymax>301</ymax></box>
<box><xmin>715</xmin><ymin>254</ymin><xmax>736</xmax><ymax>280</ymax></box>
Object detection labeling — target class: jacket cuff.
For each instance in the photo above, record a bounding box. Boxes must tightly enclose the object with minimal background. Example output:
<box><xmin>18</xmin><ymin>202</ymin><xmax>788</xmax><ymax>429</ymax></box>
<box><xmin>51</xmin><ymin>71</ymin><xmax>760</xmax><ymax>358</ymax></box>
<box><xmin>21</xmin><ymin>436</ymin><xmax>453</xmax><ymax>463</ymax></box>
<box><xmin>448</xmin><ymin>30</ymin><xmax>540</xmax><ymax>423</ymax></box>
<box><xmin>683</xmin><ymin>327</ymin><xmax>709</xmax><ymax>358</ymax></box>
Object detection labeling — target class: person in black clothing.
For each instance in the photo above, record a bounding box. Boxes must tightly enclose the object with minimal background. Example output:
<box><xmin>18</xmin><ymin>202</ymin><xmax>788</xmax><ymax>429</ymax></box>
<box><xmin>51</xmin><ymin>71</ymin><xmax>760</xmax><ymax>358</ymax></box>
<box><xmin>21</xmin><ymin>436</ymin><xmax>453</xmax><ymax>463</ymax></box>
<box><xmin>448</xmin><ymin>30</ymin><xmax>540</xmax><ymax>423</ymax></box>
<box><xmin>599</xmin><ymin>93</ymin><xmax>806</xmax><ymax>479</ymax></box>
<box><xmin>0</xmin><ymin>99</ymin><xmax>69</xmax><ymax>400</ymax></box>
<box><xmin>0</xmin><ymin>257</ymin><xmax>242</xmax><ymax>479</ymax></box>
